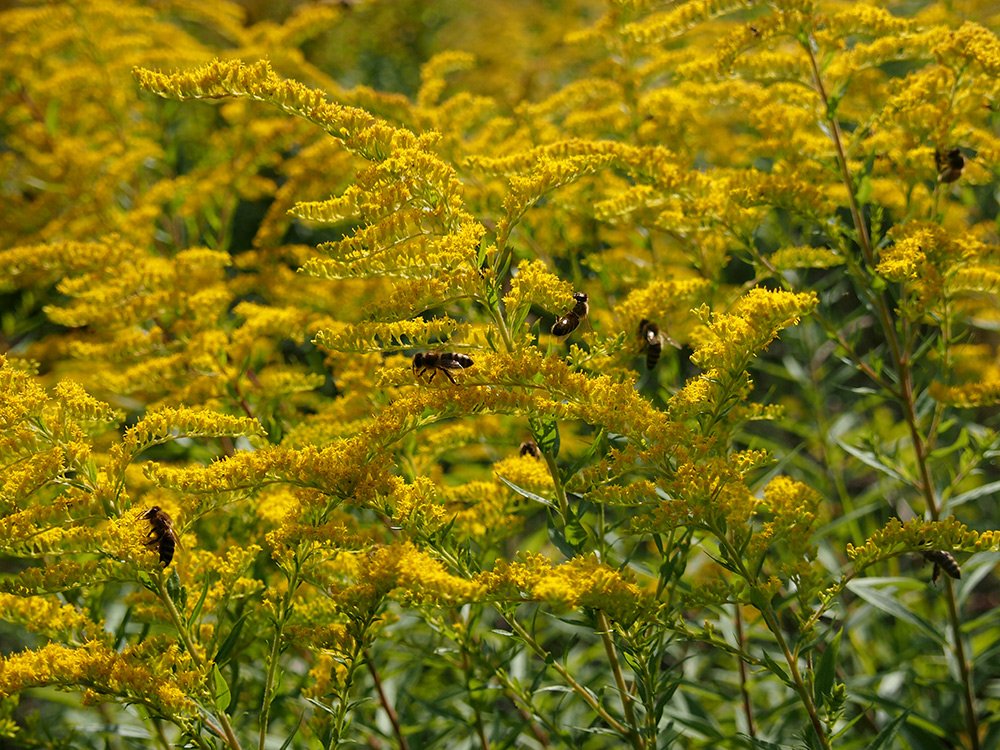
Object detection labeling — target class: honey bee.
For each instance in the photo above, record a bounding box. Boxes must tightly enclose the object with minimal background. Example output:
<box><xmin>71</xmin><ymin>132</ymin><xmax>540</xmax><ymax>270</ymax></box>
<box><xmin>935</xmin><ymin>148</ymin><xmax>964</xmax><ymax>183</ymax></box>
<box><xmin>519</xmin><ymin>439</ymin><xmax>542</xmax><ymax>459</ymax></box>
<box><xmin>412</xmin><ymin>351</ymin><xmax>474</xmax><ymax>384</ymax></box>
<box><xmin>551</xmin><ymin>292</ymin><xmax>589</xmax><ymax>337</ymax></box>
<box><xmin>922</xmin><ymin>550</ymin><xmax>961</xmax><ymax>583</ymax></box>
<box><xmin>638</xmin><ymin>318</ymin><xmax>663</xmax><ymax>370</ymax></box>
<box><xmin>141</xmin><ymin>506</ymin><xmax>178</xmax><ymax>567</ymax></box>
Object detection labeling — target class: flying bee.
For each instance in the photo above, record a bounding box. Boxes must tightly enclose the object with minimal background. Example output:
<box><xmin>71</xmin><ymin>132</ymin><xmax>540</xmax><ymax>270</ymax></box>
<box><xmin>519</xmin><ymin>439</ymin><xmax>541</xmax><ymax>459</ymax></box>
<box><xmin>551</xmin><ymin>292</ymin><xmax>589</xmax><ymax>337</ymax></box>
<box><xmin>141</xmin><ymin>506</ymin><xmax>178</xmax><ymax>567</ymax></box>
<box><xmin>935</xmin><ymin>148</ymin><xmax>964</xmax><ymax>183</ymax></box>
<box><xmin>638</xmin><ymin>318</ymin><xmax>663</xmax><ymax>370</ymax></box>
<box><xmin>412</xmin><ymin>351</ymin><xmax>474</xmax><ymax>384</ymax></box>
<box><xmin>922</xmin><ymin>550</ymin><xmax>961</xmax><ymax>583</ymax></box>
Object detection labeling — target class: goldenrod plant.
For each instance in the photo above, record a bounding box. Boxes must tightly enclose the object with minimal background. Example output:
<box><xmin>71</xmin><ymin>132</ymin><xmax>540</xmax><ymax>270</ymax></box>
<box><xmin>1</xmin><ymin>1</ymin><xmax>999</xmax><ymax>748</ymax></box>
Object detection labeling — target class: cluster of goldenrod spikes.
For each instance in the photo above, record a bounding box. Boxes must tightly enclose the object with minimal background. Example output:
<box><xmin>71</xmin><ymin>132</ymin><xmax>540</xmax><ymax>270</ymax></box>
<box><xmin>846</xmin><ymin>518</ymin><xmax>999</xmax><ymax>571</ymax></box>
<box><xmin>2</xmin><ymin>0</ymin><xmax>1000</xmax><ymax>747</ymax></box>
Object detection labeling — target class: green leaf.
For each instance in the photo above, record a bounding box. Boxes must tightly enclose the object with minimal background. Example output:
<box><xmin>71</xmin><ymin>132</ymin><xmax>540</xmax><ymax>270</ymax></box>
<box><xmin>813</xmin><ymin>628</ymin><xmax>841</xmax><ymax>705</ymax></box>
<box><xmin>561</xmin><ymin>427</ymin><xmax>606</xmax><ymax>483</ymax></box>
<box><xmin>947</xmin><ymin>479</ymin><xmax>1000</xmax><ymax>511</ymax></box>
<box><xmin>758</xmin><ymin>650</ymin><xmax>793</xmax><ymax>688</ymax></box>
<box><xmin>189</xmin><ymin>576</ymin><xmax>211</xmax><ymax>627</ymax></box>
<box><xmin>564</xmin><ymin>515</ymin><xmax>589</xmax><ymax>549</ymax></box>
<box><xmin>846</xmin><ymin>580</ymin><xmax>945</xmax><ymax>645</ymax></box>
<box><xmin>278</xmin><ymin>714</ymin><xmax>304</xmax><ymax>750</ymax></box>
<box><xmin>928</xmin><ymin>429</ymin><xmax>969</xmax><ymax>461</ymax></box>
<box><xmin>869</xmin><ymin>710</ymin><xmax>910</xmax><ymax>750</ymax></box>
<box><xmin>214</xmin><ymin>613</ymin><xmax>249</xmax><ymax>666</ymax></box>
<box><xmin>212</xmin><ymin>664</ymin><xmax>231</xmax><ymax>713</ymax></box>
<box><xmin>509</xmin><ymin>302</ymin><xmax>530</xmax><ymax>335</ymax></box>
<box><xmin>528</xmin><ymin>416</ymin><xmax>560</xmax><ymax>457</ymax></box>
<box><xmin>746</xmin><ymin>587</ymin><xmax>771</xmax><ymax>611</ymax></box>
<box><xmin>738</xmin><ymin>735</ymin><xmax>791</xmax><ymax>750</ymax></box>
<box><xmin>836</xmin><ymin>440</ymin><xmax>907</xmax><ymax>482</ymax></box>
<box><xmin>137</xmin><ymin>571</ymin><xmax>156</xmax><ymax>595</ymax></box>
<box><xmin>113</xmin><ymin>606</ymin><xmax>133</xmax><ymax>650</ymax></box>
<box><xmin>166</xmin><ymin>569</ymin><xmax>184</xmax><ymax>609</ymax></box>
<box><xmin>547</xmin><ymin>513</ymin><xmax>580</xmax><ymax>558</ymax></box>
<box><xmin>855</xmin><ymin>175</ymin><xmax>873</xmax><ymax>205</ymax></box>
<box><xmin>496</xmin><ymin>474</ymin><xmax>553</xmax><ymax>507</ymax></box>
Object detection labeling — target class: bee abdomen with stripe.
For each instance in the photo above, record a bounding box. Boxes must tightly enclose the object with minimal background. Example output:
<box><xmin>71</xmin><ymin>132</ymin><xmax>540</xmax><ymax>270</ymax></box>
<box><xmin>922</xmin><ymin>550</ymin><xmax>961</xmax><ymax>582</ymax></box>
<box><xmin>551</xmin><ymin>292</ymin><xmax>589</xmax><ymax>337</ymax></box>
<box><xmin>638</xmin><ymin>318</ymin><xmax>663</xmax><ymax>370</ymax></box>
<box><xmin>412</xmin><ymin>351</ymin><xmax>474</xmax><ymax>384</ymax></box>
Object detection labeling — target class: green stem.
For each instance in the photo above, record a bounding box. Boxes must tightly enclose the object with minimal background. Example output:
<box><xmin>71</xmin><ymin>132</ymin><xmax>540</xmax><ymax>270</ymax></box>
<box><xmin>486</xmin><ymin>303</ymin><xmax>515</xmax><ymax>354</ymax></box>
<box><xmin>542</xmin><ymin>450</ymin><xmax>570</xmax><ymax>520</ymax></box>
<box><xmin>258</xmin><ymin>566</ymin><xmax>301</xmax><ymax>750</ymax></box>
<box><xmin>596</xmin><ymin>612</ymin><xmax>645</xmax><ymax>750</ymax></box>
<box><xmin>505</xmin><ymin>614</ymin><xmax>631</xmax><ymax>737</ymax></box>
<box><xmin>734</xmin><ymin>606</ymin><xmax>757</xmax><ymax>738</ymax></box>
<box><xmin>423</xmin><ymin>608</ymin><xmax>556</xmax><ymax>747</ymax></box>
<box><xmin>365</xmin><ymin>650</ymin><xmax>410</xmax><ymax>750</ymax></box>
<box><xmin>714</xmin><ymin>535</ymin><xmax>830</xmax><ymax>750</ymax></box>
<box><xmin>156</xmin><ymin>574</ymin><xmax>243</xmax><ymax>750</ymax></box>
<box><xmin>147</xmin><ymin>714</ymin><xmax>172</xmax><ymax>750</ymax></box>
<box><xmin>804</xmin><ymin>35</ymin><xmax>980</xmax><ymax>749</ymax></box>
<box><xmin>944</xmin><ymin>576</ymin><xmax>981</xmax><ymax>750</ymax></box>
<box><xmin>326</xmin><ymin>618</ymin><xmax>371</xmax><ymax>750</ymax></box>
<box><xmin>762</xmin><ymin>607</ymin><xmax>831</xmax><ymax>750</ymax></box>
<box><xmin>459</xmin><ymin>646</ymin><xmax>490</xmax><ymax>750</ymax></box>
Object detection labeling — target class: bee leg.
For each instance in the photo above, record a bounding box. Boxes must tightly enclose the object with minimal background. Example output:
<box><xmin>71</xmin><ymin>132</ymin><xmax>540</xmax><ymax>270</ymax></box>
<box><xmin>427</xmin><ymin>369</ymin><xmax>437</xmax><ymax>383</ymax></box>
<box><xmin>444</xmin><ymin>369</ymin><xmax>458</xmax><ymax>384</ymax></box>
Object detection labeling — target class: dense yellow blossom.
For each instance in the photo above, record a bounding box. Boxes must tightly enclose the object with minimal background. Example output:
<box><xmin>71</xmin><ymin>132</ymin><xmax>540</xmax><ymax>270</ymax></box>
<box><xmin>503</xmin><ymin>259</ymin><xmax>576</xmax><ymax>323</ymax></box>
<box><xmin>493</xmin><ymin>454</ymin><xmax>555</xmax><ymax>495</ymax></box>
<box><xmin>0</xmin><ymin>594</ymin><xmax>100</xmax><ymax>642</ymax></box>
<box><xmin>2</xmin><ymin>1</ymin><xmax>1000</xmax><ymax>747</ymax></box>
<box><xmin>0</xmin><ymin>641</ymin><xmax>198</xmax><ymax>715</ymax></box>
<box><xmin>478</xmin><ymin>554</ymin><xmax>647</xmax><ymax>622</ymax></box>
<box><xmin>689</xmin><ymin>289</ymin><xmax>819</xmax><ymax>373</ymax></box>
<box><xmin>930</xmin><ymin>380</ymin><xmax>1000</xmax><ymax>407</ymax></box>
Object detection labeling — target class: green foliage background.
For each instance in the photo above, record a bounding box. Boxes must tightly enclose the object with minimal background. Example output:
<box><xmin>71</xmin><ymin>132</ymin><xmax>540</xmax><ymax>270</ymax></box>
<box><xmin>1</xmin><ymin>1</ymin><xmax>999</xmax><ymax>749</ymax></box>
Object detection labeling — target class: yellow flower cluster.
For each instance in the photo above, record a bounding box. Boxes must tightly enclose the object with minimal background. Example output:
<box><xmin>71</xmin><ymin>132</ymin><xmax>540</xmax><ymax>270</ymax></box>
<box><xmin>493</xmin><ymin>454</ymin><xmax>555</xmax><ymax>495</ymax></box>
<box><xmin>747</xmin><ymin>477</ymin><xmax>821</xmax><ymax>574</ymax></box>
<box><xmin>877</xmin><ymin>223</ymin><xmax>940</xmax><ymax>282</ymax></box>
<box><xmin>0</xmin><ymin>593</ymin><xmax>99</xmax><ymax>642</ymax></box>
<box><xmin>503</xmin><ymin>259</ymin><xmax>576</xmax><ymax>325</ymax></box>
<box><xmin>689</xmin><ymin>288</ymin><xmax>819</xmax><ymax>374</ymax></box>
<box><xmin>107</xmin><ymin>406</ymin><xmax>265</xmax><ymax>483</ymax></box>
<box><xmin>315</xmin><ymin>317</ymin><xmax>462</xmax><ymax>354</ymax></box>
<box><xmin>316</xmin><ymin>543</ymin><xmax>485</xmax><ymax>611</ymax></box>
<box><xmin>2</xmin><ymin>0</ymin><xmax>999</xmax><ymax>745</ymax></box>
<box><xmin>845</xmin><ymin>517</ymin><xmax>997</xmax><ymax>571</ymax></box>
<box><xmin>441</xmin><ymin>480</ymin><xmax>522</xmax><ymax>540</ymax></box>
<box><xmin>768</xmin><ymin>246</ymin><xmax>843</xmax><ymax>271</ymax></box>
<box><xmin>0</xmin><ymin>357</ymin><xmax>47</xmax><ymax>432</ymax></box>
<box><xmin>929</xmin><ymin>380</ymin><xmax>1000</xmax><ymax>408</ymax></box>
<box><xmin>479</xmin><ymin>554</ymin><xmax>647</xmax><ymax>623</ymax></box>
<box><xmin>384</xmin><ymin>476</ymin><xmax>450</xmax><ymax>531</ymax></box>
<box><xmin>302</xmin><ymin>651</ymin><xmax>350</xmax><ymax>701</ymax></box>
<box><xmin>135</xmin><ymin>60</ymin><xmax>386</xmax><ymax>155</ymax></box>
<box><xmin>0</xmin><ymin>641</ymin><xmax>198</xmax><ymax>715</ymax></box>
